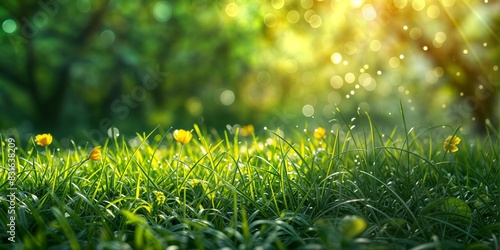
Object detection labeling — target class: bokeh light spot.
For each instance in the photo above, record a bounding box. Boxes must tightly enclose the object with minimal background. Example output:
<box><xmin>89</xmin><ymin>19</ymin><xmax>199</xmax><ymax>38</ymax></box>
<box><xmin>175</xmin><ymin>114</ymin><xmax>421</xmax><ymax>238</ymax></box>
<box><xmin>442</xmin><ymin>0</ymin><xmax>456</xmax><ymax>7</ymax></box>
<box><xmin>257</xmin><ymin>71</ymin><xmax>272</xmax><ymax>85</ymax></box>
<box><xmin>302</xmin><ymin>104</ymin><xmax>314</xmax><ymax>117</ymax></box>
<box><xmin>389</xmin><ymin>57</ymin><xmax>400</xmax><ymax>68</ymax></box>
<box><xmin>107</xmin><ymin>127</ymin><xmax>120</xmax><ymax>138</ymax></box>
<box><xmin>427</xmin><ymin>5</ymin><xmax>440</xmax><ymax>18</ymax></box>
<box><xmin>412</xmin><ymin>0</ymin><xmax>426</xmax><ymax>11</ymax></box>
<box><xmin>362</xmin><ymin>4</ymin><xmax>377</xmax><ymax>21</ymax></box>
<box><xmin>264</xmin><ymin>13</ymin><xmax>278</xmax><ymax>27</ymax></box>
<box><xmin>2</xmin><ymin>19</ymin><xmax>16</xmax><ymax>33</ymax></box>
<box><xmin>330</xmin><ymin>75</ymin><xmax>344</xmax><ymax>89</ymax></box>
<box><xmin>345</xmin><ymin>72</ymin><xmax>356</xmax><ymax>84</ymax></box>
<box><xmin>328</xmin><ymin>92</ymin><xmax>341</xmax><ymax>104</ymax></box>
<box><xmin>369</xmin><ymin>40</ymin><xmax>381</xmax><ymax>52</ymax></box>
<box><xmin>154</xmin><ymin>1</ymin><xmax>173</xmax><ymax>22</ymax></box>
<box><xmin>100</xmin><ymin>30</ymin><xmax>115</xmax><ymax>46</ymax></box>
<box><xmin>76</xmin><ymin>0</ymin><xmax>91</xmax><ymax>13</ymax></box>
<box><xmin>434</xmin><ymin>67</ymin><xmax>444</xmax><ymax>77</ymax></box>
<box><xmin>351</xmin><ymin>0</ymin><xmax>363</xmax><ymax>8</ymax></box>
<box><xmin>410</xmin><ymin>27</ymin><xmax>422</xmax><ymax>39</ymax></box>
<box><xmin>226</xmin><ymin>3</ymin><xmax>239</xmax><ymax>17</ymax></box>
<box><xmin>394</xmin><ymin>0</ymin><xmax>407</xmax><ymax>9</ymax></box>
<box><xmin>220</xmin><ymin>89</ymin><xmax>235</xmax><ymax>106</ymax></box>
<box><xmin>331</xmin><ymin>53</ymin><xmax>343</xmax><ymax>64</ymax></box>
<box><xmin>308</xmin><ymin>14</ymin><xmax>322</xmax><ymax>28</ymax></box>
<box><xmin>272</xmin><ymin>0</ymin><xmax>285</xmax><ymax>10</ymax></box>
<box><xmin>287</xmin><ymin>10</ymin><xmax>300</xmax><ymax>24</ymax></box>
<box><xmin>359</xmin><ymin>73</ymin><xmax>377</xmax><ymax>91</ymax></box>
<box><xmin>358</xmin><ymin>102</ymin><xmax>371</xmax><ymax>112</ymax></box>
<box><xmin>301</xmin><ymin>0</ymin><xmax>314</xmax><ymax>9</ymax></box>
<box><xmin>434</xmin><ymin>32</ymin><xmax>447</xmax><ymax>43</ymax></box>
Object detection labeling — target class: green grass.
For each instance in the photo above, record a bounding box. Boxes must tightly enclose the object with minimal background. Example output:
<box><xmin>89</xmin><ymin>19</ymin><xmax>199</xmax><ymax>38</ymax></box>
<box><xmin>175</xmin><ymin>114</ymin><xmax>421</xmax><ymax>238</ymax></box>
<box><xmin>1</xmin><ymin>110</ymin><xmax>500</xmax><ymax>250</ymax></box>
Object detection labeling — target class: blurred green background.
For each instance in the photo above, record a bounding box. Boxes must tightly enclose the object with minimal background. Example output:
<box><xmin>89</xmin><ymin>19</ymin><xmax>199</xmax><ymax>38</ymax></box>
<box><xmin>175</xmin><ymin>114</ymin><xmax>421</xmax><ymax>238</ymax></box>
<box><xmin>0</xmin><ymin>0</ymin><xmax>499</xmax><ymax>145</ymax></box>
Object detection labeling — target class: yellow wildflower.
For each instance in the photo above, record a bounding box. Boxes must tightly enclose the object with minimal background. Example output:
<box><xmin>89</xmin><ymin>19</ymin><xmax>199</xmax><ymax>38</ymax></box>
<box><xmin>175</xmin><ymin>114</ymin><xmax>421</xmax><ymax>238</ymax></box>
<box><xmin>443</xmin><ymin>135</ymin><xmax>461</xmax><ymax>153</ymax></box>
<box><xmin>313</xmin><ymin>127</ymin><xmax>326</xmax><ymax>139</ymax></box>
<box><xmin>240</xmin><ymin>124</ymin><xmax>254</xmax><ymax>137</ymax></box>
<box><xmin>173</xmin><ymin>129</ymin><xmax>192</xmax><ymax>144</ymax></box>
<box><xmin>35</xmin><ymin>133</ymin><xmax>53</xmax><ymax>146</ymax></box>
<box><xmin>153</xmin><ymin>191</ymin><xmax>166</xmax><ymax>205</ymax></box>
<box><xmin>89</xmin><ymin>146</ymin><xmax>102</xmax><ymax>161</ymax></box>
<box><xmin>1</xmin><ymin>141</ymin><xmax>4</xmax><ymax>147</ymax></box>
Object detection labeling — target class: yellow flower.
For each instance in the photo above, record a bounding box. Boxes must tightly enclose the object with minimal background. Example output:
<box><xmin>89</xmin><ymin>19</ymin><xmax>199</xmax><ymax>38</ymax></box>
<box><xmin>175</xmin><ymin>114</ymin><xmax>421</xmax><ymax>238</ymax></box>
<box><xmin>153</xmin><ymin>191</ymin><xmax>166</xmax><ymax>205</ymax></box>
<box><xmin>1</xmin><ymin>141</ymin><xmax>5</xmax><ymax>147</ymax></box>
<box><xmin>443</xmin><ymin>135</ymin><xmax>461</xmax><ymax>153</ymax></box>
<box><xmin>35</xmin><ymin>133</ymin><xmax>53</xmax><ymax>146</ymax></box>
<box><xmin>89</xmin><ymin>146</ymin><xmax>102</xmax><ymax>161</ymax></box>
<box><xmin>313</xmin><ymin>127</ymin><xmax>326</xmax><ymax>139</ymax></box>
<box><xmin>173</xmin><ymin>129</ymin><xmax>192</xmax><ymax>144</ymax></box>
<box><xmin>240</xmin><ymin>124</ymin><xmax>254</xmax><ymax>137</ymax></box>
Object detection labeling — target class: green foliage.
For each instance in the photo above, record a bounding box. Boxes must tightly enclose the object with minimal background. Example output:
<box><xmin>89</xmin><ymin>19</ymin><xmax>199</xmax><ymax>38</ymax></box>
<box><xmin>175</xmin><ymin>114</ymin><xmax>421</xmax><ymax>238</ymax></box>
<box><xmin>1</xmin><ymin>109</ymin><xmax>500</xmax><ymax>249</ymax></box>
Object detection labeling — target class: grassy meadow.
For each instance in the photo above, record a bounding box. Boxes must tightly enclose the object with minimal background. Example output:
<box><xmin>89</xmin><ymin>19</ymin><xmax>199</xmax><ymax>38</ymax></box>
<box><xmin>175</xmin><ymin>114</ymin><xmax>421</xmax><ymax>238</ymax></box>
<box><xmin>1</xmin><ymin>109</ymin><xmax>500</xmax><ymax>250</ymax></box>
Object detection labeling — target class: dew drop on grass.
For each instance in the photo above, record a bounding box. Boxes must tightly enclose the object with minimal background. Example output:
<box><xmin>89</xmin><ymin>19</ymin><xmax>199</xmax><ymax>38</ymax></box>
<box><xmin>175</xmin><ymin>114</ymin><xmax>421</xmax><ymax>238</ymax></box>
<box><xmin>107</xmin><ymin>127</ymin><xmax>120</xmax><ymax>138</ymax></box>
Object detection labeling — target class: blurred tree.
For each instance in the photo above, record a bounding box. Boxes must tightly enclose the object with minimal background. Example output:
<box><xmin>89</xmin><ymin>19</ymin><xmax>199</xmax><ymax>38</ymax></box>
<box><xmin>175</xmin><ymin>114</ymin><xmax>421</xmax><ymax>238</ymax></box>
<box><xmin>0</xmin><ymin>0</ymin><xmax>498</xmax><ymax>139</ymax></box>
